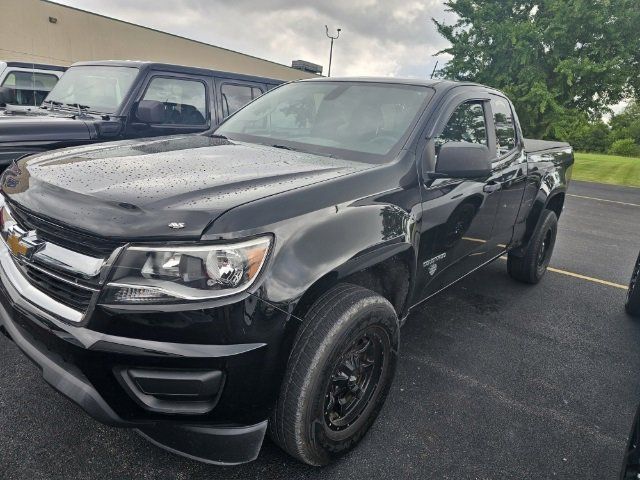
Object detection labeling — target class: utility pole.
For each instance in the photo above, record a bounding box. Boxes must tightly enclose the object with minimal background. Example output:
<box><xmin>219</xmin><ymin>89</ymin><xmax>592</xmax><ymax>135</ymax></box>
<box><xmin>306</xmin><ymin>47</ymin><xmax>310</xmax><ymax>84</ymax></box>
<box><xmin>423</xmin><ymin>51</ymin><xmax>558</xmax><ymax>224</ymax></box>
<box><xmin>325</xmin><ymin>25</ymin><xmax>341</xmax><ymax>77</ymax></box>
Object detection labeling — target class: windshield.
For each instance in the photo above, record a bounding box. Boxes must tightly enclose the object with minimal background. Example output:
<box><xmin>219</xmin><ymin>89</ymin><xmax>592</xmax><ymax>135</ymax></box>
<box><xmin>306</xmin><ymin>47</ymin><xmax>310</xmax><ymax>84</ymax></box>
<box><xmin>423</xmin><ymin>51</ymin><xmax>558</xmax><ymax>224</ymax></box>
<box><xmin>215</xmin><ymin>81</ymin><xmax>434</xmax><ymax>162</ymax></box>
<box><xmin>45</xmin><ymin>66</ymin><xmax>139</xmax><ymax>114</ymax></box>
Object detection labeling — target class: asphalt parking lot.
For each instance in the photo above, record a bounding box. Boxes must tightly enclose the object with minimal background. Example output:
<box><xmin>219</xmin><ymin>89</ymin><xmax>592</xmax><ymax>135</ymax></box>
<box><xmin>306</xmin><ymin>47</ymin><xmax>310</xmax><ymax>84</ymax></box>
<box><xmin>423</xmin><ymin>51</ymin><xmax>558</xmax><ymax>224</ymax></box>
<box><xmin>1</xmin><ymin>180</ymin><xmax>639</xmax><ymax>480</ymax></box>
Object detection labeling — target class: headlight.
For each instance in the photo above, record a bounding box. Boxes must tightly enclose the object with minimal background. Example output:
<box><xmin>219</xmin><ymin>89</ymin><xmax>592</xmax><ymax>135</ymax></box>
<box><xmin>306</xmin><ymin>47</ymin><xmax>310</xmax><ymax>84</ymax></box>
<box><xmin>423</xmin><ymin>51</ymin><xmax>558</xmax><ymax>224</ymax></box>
<box><xmin>101</xmin><ymin>236</ymin><xmax>272</xmax><ymax>304</ymax></box>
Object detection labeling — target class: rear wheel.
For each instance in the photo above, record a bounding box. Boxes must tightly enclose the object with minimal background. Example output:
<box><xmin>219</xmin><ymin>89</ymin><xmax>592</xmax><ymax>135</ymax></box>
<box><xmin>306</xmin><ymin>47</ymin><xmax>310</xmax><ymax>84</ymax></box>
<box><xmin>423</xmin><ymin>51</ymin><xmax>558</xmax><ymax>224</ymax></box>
<box><xmin>269</xmin><ymin>283</ymin><xmax>399</xmax><ymax>466</ymax></box>
<box><xmin>507</xmin><ymin>209</ymin><xmax>558</xmax><ymax>284</ymax></box>
<box><xmin>626</xmin><ymin>253</ymin><xmax>640</xmax><ymax>317</ymax></box>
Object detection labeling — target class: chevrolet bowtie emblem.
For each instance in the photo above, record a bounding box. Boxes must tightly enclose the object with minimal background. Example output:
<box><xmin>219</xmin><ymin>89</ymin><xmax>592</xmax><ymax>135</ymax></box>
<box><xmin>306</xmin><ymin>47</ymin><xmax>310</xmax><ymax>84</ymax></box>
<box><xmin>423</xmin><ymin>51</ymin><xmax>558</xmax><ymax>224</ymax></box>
<box><xmin>6</xmin><ymin>228</ymin><xmax>44</xmax><ymax>259</ymax></box>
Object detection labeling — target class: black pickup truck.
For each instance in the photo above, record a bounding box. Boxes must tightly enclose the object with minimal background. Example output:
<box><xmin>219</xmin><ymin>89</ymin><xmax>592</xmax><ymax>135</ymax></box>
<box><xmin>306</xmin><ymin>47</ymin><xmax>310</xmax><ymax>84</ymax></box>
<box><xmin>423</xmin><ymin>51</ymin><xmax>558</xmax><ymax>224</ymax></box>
<box><xmin>0</xmin><ymin>77</ymin><xmax>573</xmax><ymax>466</ymax></box>
<box><xmin>0</xmin><ymin>60</ymin><xmax>282</xmax><ymax>167</ymax></box>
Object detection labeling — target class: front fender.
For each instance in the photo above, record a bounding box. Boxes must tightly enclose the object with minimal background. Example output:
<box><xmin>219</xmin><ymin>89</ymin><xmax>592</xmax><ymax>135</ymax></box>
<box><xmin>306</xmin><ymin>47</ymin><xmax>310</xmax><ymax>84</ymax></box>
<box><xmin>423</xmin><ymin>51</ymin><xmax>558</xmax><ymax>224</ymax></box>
<box><xmin>203</xmin><ymin>153</ymin><xmax>421</xmax><ymax>310</ymax></box>
<box><xmin>262</xmin><ymin>201</ymin><xmax>416</xmax><ymax>305</ymax></box>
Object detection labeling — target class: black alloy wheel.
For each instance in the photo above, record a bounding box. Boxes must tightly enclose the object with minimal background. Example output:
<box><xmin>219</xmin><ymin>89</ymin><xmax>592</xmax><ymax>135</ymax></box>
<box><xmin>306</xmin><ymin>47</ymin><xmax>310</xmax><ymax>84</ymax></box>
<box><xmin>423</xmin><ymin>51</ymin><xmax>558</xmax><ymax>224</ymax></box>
<box><xmin>324</xmin><ymin>326</ymin><xmax>388</xmax><ymax>432</ymax></box>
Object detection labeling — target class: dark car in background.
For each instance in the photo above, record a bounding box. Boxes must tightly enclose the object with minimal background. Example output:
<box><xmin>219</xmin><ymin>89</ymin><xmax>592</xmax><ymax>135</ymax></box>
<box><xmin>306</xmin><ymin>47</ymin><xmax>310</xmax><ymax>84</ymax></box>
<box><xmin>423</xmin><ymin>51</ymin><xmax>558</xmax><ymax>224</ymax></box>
<box><xmin>0</xmin><ymin>60</ymin><xmax>282</xmax><ymax>167</ymax></box>
<box><xmin>0</xmin><ymin>61</ymin><xmax>66</xmax><ymax>110</ymax></box>
<box><xmin>627</xmin><ymin>252</ymin><xmax>640</xmax><ymax>316</ymax></box>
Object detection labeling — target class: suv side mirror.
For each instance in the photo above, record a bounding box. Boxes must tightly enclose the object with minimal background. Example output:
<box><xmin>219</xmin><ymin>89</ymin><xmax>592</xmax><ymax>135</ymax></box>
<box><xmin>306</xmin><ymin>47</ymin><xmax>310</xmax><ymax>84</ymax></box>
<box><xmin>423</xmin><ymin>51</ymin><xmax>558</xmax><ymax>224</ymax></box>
<box><xmin>135</xmin><ymin>100</ymin><xmax>165</xmax><ymax>124</ymax></box>
<box><xmin>435</xmin><ymin>141</ymin><xmax>491</xmax><ymax>178</ymax></box>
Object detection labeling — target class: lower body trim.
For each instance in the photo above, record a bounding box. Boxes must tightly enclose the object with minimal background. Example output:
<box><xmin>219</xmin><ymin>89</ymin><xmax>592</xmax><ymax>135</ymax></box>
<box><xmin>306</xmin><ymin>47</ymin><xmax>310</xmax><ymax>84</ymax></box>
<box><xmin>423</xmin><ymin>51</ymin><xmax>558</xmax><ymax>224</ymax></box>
<box><xmin>138</xmin><ymin>421</ymin><xmax>268</xmax><ymax>465</ymax></box>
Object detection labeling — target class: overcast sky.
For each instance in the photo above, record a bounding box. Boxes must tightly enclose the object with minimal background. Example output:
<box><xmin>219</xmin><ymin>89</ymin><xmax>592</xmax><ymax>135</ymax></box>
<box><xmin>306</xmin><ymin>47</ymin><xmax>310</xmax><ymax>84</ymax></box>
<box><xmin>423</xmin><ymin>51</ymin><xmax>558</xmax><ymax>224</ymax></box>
<box><xmin>53</xmin><ymin>0</ymin><xmax>455</xmax><ymax>78</ymax></box>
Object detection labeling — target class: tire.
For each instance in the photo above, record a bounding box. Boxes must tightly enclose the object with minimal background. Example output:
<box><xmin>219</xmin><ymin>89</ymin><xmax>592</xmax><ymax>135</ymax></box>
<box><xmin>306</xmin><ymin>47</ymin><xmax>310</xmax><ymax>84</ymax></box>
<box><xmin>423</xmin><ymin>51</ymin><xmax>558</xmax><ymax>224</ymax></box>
<box><xmin>507</xmin><ymin>209</ymin><xmax>558</xmax><ymax>284</ymax></box>
<box><xmin>269</xmin><ymin>283</ymin><xmax>399</xmax><ymax>466</ymax></box>
<box><xmin>626</xmin><ymin>252</ymin><xmax>640</xmax><ymax>317</ymax></box>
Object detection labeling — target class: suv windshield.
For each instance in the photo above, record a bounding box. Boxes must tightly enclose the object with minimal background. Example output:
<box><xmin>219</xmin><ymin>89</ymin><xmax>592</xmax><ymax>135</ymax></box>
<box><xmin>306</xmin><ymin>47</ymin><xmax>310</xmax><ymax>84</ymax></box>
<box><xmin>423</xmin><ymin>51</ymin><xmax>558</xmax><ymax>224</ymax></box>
<box><xmin>45</xmin><ymin>65</ymin><xmax>139</xmax><ymax>114</ymax></box>
<box><xmin>215</xmin><ymin>81</ymin><xmax>434</xmax><ymax>162</ymax></box>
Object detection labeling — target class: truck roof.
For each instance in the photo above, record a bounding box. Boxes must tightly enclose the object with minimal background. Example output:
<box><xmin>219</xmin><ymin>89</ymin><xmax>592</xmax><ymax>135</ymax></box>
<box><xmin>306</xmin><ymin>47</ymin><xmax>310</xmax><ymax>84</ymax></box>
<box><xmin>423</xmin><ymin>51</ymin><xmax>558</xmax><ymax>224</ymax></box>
<box><xmin>70</xmin><ymin>60</ymin><xmax>283</xmax><ymax>85</ymax></box>
<box><xmin>299</xmin><ymin>76</ymin><xmax>499</xmax><ymax>93</ymax></box>
<box><xmin>2</xmin><ymin>61</ymin><xmax>66</xmax><ymax>72</ymax></box>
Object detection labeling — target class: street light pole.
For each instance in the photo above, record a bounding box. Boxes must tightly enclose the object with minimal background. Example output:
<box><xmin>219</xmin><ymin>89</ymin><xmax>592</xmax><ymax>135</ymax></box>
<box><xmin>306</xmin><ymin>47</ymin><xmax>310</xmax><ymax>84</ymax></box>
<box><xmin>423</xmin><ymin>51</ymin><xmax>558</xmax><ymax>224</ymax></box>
<box><xmin>325</xmin><ymin>25</ymin><xmax>341</xmax><ymax>77</ymax></box>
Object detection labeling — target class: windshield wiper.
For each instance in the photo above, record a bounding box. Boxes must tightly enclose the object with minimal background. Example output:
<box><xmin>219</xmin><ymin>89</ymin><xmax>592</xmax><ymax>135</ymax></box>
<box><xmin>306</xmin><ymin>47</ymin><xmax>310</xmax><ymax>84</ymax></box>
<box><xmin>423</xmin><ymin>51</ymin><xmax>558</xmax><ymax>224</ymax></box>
<box><xmin>271</xmin><ymin>144</ymin><xmax>295</xmax><ymax>151</ymax></box>
<box><xmin>210</xmin><ymin>134</ymin><xmax>229</xmax><ymax>140</ymax></box>
<box><xmin>269</xmin><ymin>143</ymin><xmax>333</xmax><ymax>157</ymax></box>
<box><xmin>42</xmin><ymin>100</ymin><xmax>63</xmax><ymax>111</ymax></box>
<box><xmin>65</xmin><ymin>103</ymin><xmax>91</xmax><ymax>116</ymax></box>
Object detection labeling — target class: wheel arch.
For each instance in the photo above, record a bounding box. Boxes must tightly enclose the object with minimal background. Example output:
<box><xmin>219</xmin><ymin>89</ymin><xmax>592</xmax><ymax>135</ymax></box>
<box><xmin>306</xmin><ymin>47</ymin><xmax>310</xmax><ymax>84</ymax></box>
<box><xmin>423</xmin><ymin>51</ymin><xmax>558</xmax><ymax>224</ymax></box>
<box><xmin>512</xmin><ymin>187</ymin><xmax>565</xmax><ymax>258</ymax></box>
<box><xmin>291</xmin><ymin>244</ymin><xmax>416</xmax><ymax>322</ymax></box>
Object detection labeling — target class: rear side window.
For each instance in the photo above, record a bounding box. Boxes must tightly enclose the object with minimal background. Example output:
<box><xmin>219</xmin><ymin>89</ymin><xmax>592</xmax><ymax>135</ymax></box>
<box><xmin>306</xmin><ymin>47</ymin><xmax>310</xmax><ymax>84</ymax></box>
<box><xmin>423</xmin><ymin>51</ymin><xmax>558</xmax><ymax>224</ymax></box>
<box><xmin>141</xmin><ymin>77</ymin><xmax>207</xmax><ymax>125</ymax></box>
<box><xmin>490</xmin><ymin>97</ymin><xmax>516</xmax><ymax>155</ymax></box>
<box><xmin>435</xmin><ymin>101</ymin><xmax>487</xmax><ymax>154</ymax></box>
<box><xmin>221</xmin><ymin>84</ymin><xmax>262</xmax><ymax>118</ymax></box>
<box><xmin>1</xmin><ymin>71</ymin><xmax>58</xmax><ymax>106</ymax></box>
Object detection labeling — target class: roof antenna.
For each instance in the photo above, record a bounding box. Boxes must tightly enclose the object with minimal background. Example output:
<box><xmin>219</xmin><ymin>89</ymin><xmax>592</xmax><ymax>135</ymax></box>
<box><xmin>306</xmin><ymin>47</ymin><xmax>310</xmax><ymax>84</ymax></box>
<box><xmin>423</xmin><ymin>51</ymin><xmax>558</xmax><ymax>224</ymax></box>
<box><xmin>430</xmin><ymin>60</ymin><xmax>439</xmax><ymax>79</ymax></box>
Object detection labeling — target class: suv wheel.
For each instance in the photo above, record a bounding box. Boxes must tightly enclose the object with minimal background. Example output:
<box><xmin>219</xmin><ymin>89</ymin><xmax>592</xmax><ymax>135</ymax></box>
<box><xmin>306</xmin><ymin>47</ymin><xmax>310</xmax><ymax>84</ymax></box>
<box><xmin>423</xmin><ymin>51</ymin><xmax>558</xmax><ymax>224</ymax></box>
<box><xmin>626</xmin><ymin>252</ymin><xmax>640</xmax><ymax>317</ymax></box>
<box><xmin>269</xmin><ymin>283</ymin><xmax>399</xmax><ymax>466</ymax></box>
<box><xmin>507</xmin><ymin>209</ymin><xmax>558</xmax><ymax>284</ymax></box>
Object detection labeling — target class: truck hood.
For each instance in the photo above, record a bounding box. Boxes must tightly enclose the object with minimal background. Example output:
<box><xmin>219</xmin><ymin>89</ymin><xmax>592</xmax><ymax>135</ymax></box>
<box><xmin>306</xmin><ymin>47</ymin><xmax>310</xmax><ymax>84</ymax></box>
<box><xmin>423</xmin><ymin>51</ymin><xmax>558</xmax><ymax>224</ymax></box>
<box><xmin>2</xmin><ymin>135</ymin><xmax>370</xmax><ymax>239</ymax></box>
<box><xmin>0</xmin><ymin>113</ymin><xmax>92</xmax><ymax>144</ymax></box>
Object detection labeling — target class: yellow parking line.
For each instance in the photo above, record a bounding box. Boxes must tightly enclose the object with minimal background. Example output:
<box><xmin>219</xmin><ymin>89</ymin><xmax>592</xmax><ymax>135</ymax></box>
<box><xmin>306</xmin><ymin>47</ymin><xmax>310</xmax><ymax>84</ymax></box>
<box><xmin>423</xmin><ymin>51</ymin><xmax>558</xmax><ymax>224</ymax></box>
<box><xmin>567</xmin><ymin>193</ymin><xmax>640</xmax><ymax>208</ymax></box>
<box><xmin>546</xmin><ymin>267</ymin><xmax>628</xmax><ymax>290</ymax></box>
<box><xmin>498</xmin><ymin>256</ymin><xmax>628</xmax><ymax>290</ymax></box>
<box><xmin>462</xmin><ymin>237</ymin><xmax>487</xmax><ymax>244</ymax></box>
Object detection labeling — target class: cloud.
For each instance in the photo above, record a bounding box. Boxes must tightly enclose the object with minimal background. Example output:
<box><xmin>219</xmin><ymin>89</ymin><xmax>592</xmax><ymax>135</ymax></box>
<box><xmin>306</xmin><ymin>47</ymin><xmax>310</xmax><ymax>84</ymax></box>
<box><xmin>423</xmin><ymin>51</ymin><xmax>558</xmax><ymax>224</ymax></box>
<box><xmin>52</xmin><ymin>0</ymin><xmax>455</xmax><ymax>78</ymax></box>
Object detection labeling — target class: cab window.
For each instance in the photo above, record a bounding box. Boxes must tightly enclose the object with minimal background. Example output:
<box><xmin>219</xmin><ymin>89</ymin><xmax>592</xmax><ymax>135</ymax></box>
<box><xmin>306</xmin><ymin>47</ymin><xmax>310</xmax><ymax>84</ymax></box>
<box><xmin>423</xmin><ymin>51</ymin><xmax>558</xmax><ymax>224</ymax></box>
<box><xmin>490</xmin><ymin>97</ymin><xmax>516</xmax><ymax>155</ymax></box>
<box><xmin>140</xmin><ymin>77</ymin><xmax>207</xmax><ymax>125</ymax></box>
<box><xmin>1</xmin><ymin>71</ymin><xmax>58</xmax><ymax>106</ymax></box>
<box><xmin>221</xmin><ymin>84</ymin><xmax>262</xmax><ymax>118</ymax></box>
<box><xmin>435</xmin><ymin>101</ymin><xmax>488</xmax><ymax>155</ymax></box>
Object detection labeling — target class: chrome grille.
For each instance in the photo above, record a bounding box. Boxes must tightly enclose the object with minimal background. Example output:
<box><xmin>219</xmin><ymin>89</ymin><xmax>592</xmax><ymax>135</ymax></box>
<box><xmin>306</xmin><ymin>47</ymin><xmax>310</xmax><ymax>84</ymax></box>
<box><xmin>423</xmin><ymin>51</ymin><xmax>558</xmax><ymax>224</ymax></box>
<box><xmin>7</xmin><ymin>201</ymin><xmax>123</xmax><ymax>258</ymax></box>
<box><xmin>20</xmin><ymin>262</ymin><xmax>96</xmax><ymax>311</ymax></box>
<box><xmin>4</xmin><ymin>202</ymin><xmax>113</xmax><ymax>315</ymax></box>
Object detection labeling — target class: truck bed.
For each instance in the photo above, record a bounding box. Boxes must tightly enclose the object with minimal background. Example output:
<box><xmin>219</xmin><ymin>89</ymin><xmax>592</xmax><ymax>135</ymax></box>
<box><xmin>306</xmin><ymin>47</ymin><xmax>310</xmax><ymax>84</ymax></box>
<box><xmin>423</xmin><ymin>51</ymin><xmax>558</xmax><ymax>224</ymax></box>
<box><xmin>523</xmin><ymin>138</ymin><xmax>571</xmax><ymax>153</ymax></box>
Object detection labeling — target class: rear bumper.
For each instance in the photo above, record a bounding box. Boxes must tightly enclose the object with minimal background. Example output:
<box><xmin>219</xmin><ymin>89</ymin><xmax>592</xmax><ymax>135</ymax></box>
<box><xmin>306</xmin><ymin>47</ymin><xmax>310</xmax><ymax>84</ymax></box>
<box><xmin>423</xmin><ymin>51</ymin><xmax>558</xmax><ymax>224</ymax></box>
<box><xmin>0</xmin><ymin>240</ymin><xmax>294</xmax><ymax>464</ymax></box>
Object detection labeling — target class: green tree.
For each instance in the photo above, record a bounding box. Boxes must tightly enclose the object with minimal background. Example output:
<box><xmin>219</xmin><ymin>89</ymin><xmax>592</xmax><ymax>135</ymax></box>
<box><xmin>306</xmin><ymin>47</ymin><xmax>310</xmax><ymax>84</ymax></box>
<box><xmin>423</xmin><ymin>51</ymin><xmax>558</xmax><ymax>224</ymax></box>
<box><xmin>609</xmin><ymin>138</ymin><xmax>640</xmax><ymax>157</ymax></box>
<box><xmin>609</xmin><ymin>101</ymin><xmax>640</xmax><ymax>145</ymax></box>
<box><xmin>433</xmin><ymin>0</ymin><xmax>640</xmax><ymax>139</ymax></box>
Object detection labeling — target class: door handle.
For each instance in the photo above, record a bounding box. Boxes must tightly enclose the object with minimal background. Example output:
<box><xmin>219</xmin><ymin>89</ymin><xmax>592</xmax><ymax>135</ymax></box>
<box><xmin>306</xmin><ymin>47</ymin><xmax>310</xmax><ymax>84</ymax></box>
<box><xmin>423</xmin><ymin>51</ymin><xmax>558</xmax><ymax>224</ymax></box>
<box><xmin>483</xmin><ymin>182</ymin><xmax>502</xmax><ymax>194</ymax></box>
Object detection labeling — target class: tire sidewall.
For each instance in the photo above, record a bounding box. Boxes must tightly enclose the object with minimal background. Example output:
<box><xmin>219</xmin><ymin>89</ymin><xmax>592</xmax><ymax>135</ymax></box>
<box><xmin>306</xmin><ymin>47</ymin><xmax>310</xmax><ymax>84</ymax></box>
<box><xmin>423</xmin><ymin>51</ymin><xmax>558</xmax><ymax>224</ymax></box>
<box><xmin>299</xmin><ymin>296</ymin><xmax>399</xmax><ymax>463</ymax></box>
<box><xmin>529</xmin><ymin>210</ymin><xmax>558</xmax><ymax>283</ymax></box>
<box><xmin>534</xmin><ymin>211</ymin><xmax>558</xmax><ymax>280</ymax></box>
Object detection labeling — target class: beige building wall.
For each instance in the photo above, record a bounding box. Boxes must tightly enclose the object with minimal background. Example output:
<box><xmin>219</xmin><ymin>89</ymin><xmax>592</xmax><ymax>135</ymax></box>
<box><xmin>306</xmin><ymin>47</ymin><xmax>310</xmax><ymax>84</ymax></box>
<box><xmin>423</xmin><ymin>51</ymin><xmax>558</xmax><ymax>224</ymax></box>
<box><xmin>0</xmin><ymin>0</ymin><xmax>316</xmax><ymax>81</ymax></box>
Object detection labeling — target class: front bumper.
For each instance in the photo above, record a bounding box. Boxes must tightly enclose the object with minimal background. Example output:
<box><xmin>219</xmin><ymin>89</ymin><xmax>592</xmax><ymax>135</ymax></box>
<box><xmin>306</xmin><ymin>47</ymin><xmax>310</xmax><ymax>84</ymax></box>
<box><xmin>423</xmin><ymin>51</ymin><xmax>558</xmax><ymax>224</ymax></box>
<box><xmin>0</xmin><ymin>240</ymin><xmax>295</xmax><ymax>464</ymax></box>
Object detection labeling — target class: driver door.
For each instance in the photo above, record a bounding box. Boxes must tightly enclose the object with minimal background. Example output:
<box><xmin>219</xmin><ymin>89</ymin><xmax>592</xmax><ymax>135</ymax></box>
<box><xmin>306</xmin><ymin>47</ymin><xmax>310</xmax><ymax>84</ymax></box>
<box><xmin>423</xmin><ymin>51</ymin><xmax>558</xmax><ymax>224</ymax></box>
<box><xmin>415</xmin><ymin>98</ymin><xmax>504</xmax><ymax>301</ymax></box>
<box><xmin>126</xmin><ymin>73</ymin><xmax>212</xmax><ymax>139</ymax></box>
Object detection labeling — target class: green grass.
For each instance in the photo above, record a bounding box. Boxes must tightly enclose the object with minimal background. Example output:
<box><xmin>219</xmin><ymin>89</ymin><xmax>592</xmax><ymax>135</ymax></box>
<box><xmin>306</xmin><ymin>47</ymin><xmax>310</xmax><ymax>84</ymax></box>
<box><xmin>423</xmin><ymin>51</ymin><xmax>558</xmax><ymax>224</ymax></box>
<box><xmin>572</xmin><ymin>152</ymin><xmax>640</xmax><ymax>187</ymax></box>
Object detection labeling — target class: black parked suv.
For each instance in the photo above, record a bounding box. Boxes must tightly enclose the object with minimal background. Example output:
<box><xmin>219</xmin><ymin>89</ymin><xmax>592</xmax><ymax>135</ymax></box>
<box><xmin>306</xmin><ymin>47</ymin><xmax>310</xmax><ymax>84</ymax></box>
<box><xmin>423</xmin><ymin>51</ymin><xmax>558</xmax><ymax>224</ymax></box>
<box><xmin>0</xmin><ymin>60</ymin><xmax>282</xmax><ymax>167</ymax></box>
<box><xmin>0</xmin><ymin>77</ymin><xmax>573</xmax><ymax>465</ymax></box>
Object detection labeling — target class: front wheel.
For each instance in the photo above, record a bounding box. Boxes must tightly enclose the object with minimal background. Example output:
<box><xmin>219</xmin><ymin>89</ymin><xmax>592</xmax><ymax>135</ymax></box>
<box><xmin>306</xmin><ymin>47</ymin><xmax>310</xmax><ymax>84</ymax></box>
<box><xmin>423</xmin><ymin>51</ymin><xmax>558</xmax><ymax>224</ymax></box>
<box><xmin>626</xmin><ymin>252</ymin><xmax>640</xmax><ymax>317</ymax></box>
<box><xmin>269</xmin><ymin>283</ymin><xmax>399</xmax><ymax>466</ymax></box>
<box><xmin>507</xmin><ymin>209</ymin><xmax>558</xmax><ymax>284</ymax></box>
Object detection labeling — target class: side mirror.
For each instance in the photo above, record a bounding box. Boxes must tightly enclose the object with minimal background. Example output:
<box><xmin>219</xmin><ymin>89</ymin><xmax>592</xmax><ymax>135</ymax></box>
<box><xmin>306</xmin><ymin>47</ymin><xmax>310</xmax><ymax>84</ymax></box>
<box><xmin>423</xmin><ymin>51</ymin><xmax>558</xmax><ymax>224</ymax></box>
<box><xmin>135</xmin><ymin>100</ymin><xmax>165</xmax><ymax>124</ymax></box>
<box><xmin>435</xmin><ymin>141</ymin><xmax>491</xmax><ymax>178</ymax></box>
<box><xmin>0</xmin><ymin>87</ymin><xmax>16</xmax><ymax>107</ymax></box>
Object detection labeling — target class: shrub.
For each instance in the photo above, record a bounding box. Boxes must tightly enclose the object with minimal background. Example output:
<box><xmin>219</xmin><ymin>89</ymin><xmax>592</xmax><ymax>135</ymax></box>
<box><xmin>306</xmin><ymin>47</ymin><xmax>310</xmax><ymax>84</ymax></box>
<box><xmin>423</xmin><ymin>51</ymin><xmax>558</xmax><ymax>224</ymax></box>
<box><xmin>609</xmin><ymin>138</ymin><xmax>640</xmax><ymax>157</ymax></box>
